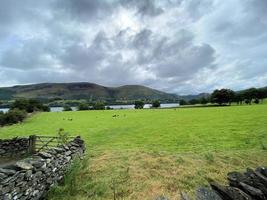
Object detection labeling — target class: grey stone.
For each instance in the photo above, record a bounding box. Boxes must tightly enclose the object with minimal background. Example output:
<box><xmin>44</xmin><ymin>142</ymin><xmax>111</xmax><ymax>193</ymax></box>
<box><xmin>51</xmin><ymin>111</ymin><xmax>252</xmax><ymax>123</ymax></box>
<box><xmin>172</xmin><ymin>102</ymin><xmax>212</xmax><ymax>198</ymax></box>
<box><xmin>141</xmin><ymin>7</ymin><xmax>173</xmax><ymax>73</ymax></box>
<box><xmin>0</xmin><ymin>136</ymin><xmax>85</xmax><ymax>200</ymax></box>
<box><xmin>31</xmin><ymin>161</ymin><xmax>45</xmax><ymax>168</ymax></box>
<box><xmin>239</xmin><ymin>182</ymin><xmax>265</xmax><ymax>199</ymax></box>
<box><xmin>38</xmin><ymin>152</ymin><xmax>52</xmax><ymax>159</ymax></box>
<box><xmin>0</xmin><ymin>168</ymin><xmax>16</xmax><ymax>176</ymax></box>
<box><xmin>210</xmin><ymin>181</ymin><xmax>252</xmax><ymax>200</ymax></box>
<box><xmin>24</xmin><ymin>170</ymin><xmax>32</xmax><ymax>179</ymax></box>
<box><xmin>196</xmin><ymin>187</ymin><xmax>222</xmax><ymax>200</ymax></box>
<box><xmin>0</xmin><ymin>173</ymin><xmax>7</xmax><ymax>179</ymax></box>
<box><xmin>53</xmin><ymin>147</ymin><xmax>65</xmax><ymax>153</ymax></box>
<box><xmin>15</xmin><ymin>161</ymin><xmax>33</xmax><ymax>170</ymax></box>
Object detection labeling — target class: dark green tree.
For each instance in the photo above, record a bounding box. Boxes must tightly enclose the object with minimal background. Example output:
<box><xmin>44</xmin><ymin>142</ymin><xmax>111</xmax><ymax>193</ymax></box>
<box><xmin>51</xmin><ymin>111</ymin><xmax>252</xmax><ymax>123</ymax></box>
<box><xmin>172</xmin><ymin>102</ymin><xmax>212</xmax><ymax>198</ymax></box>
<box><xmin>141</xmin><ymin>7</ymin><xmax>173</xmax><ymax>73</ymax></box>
<box><xmin>134</xmin><ymin>100</ymin><xmax>144</xmax><ymax>109</ymax></box>
<box><xmin>152</xmin><ymin>100</ymin><xmax>160</xmax><ymax>108</ymax></box>
<box><xmin>179</xmin><ymin>99</ymin><xmax>188</xmax><ymax>106</ymax></box>
<box><xmin>93</xmin><ymin>102</ymin><xmax>105</xmax><ymax>110</ymax></box>
<box><xmin>188</xmin><ymin>99</ymin><xmax>200</xmax><ymax>105</ymax></box>
<box><xmin>254</xmin><ymin>98</ymin><xmax>260</xmax><ymax>104</ymax></box>
<box><xmin>200</xmin><ymin>97</ymin><xmax>208</xmax><ymax>105</ymax></box>
<box><xmin>63</xmin><ymin>105</ymin><xmax>72</xmax><ymax>111</ymax></box>
<box><xmin>77</xmin><ymin>103</ymin><xmax>89</xmax><ymax>111</ymax></box>
<box><xmin>10</xmin><ymin>99</ymin><xmax>50</xmax><ymax>112</ymax></box>
<box><xmin>211</xmin><ymin>89</ymin><xmax>235</xmax><ymax>105</ymax></box>
<box><xmin>242</xmin><ymin>88</ymin><xmax>258</xmax><ymax>104</ymax></box>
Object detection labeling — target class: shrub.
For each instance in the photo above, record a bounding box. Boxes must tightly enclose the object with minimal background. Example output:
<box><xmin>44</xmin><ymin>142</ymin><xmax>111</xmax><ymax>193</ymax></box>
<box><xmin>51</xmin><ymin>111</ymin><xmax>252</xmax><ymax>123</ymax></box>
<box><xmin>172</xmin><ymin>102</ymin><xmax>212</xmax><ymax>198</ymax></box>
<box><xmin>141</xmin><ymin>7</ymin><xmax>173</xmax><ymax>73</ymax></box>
<box><xmin>0</xmin><ymin>111</ymin><xmax>4</xmax><ymax>126</ymax></box>
<box><xmin>188</xmin><ymin>99</ymin><xmax>200</xmax><ymax>105</ymax></box>
<box><xmin>179</xmin><ymin>99</ymin><xmax>188</xmax><ymax>106</ymax></box>
<box><xmin>134</xmin><ymin>100</ymin><xmax>144</xmax><ymax>109</ymax></box>
<box><xmin>11</xmin><ymin>99</ymin><xmax>50</xmax><ymax>112</ymax></box>
<box><xmin>106</xmin><ymin>106</ymin><xmax>113</xmax><ymax>110</ymax></box>
<box><xmin>77</xmin><ymin>103</ymin><xmax>89</xmax><ymax>111</ymax></box>
<box><xmin>0</xmin><ymin>109</ymin><xmax>27</xmax><ymax>126</ymax></box>
<box><xmin>93</xmin><ymin>102</ymin><xmax>105</xmax><ymax>110</ymax></box>
<box><xmin>200</xmin><ymin>97</ymin><xmax>208</xmax><ymax>104</ymax></box>
<box><xmin>254</xmin><ymin>98</ymin><xmax>260</xmax><ymax>104</ymax></box>
<box><xmin>152</xmin><ymin>100</ymin><xmax>160</xmax><ymax>108</ymax></box>
<box><xmin>63</xmin><ymin>105</ymin><xmax>72</xmax><ymax>111</ymax></box>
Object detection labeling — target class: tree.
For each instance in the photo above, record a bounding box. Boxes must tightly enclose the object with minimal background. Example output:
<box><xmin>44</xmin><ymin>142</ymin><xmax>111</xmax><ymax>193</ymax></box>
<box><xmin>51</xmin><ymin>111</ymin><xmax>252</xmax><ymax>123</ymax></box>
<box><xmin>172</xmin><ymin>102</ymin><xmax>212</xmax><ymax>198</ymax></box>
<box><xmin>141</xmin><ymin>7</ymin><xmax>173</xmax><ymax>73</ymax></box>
<box><xmin>77</xmin><ymin>103</ymin><xmax>89</xmax><ymax>110</ymax></box>
<box><xmin>242</xmin><ymin>88</ymin><xmax>258</xmax><ymax>104</ymax></box>
<box><xmin>134</xmin><ymin>100</ymin><xmax>144</xmax><ymax>109</ymax></box>
<box><xmin>63</xmin><ymin>105</ymin><xmax>72</xmax><ymax>111</ymax></box>
<box><xmin>200</xmin><ymin>97</ymin><xmax>208</xmax><ymax>105</ymax></box>
<box><xmin>0</xmin><ymin>109</ymin><xmax>27</xmax><ymax>126</ymax></box>
<box><xmin>152</xmin><ymin>100</ymin><xmax>160</xmax><ymax>108</ymax></box>
<box><xmin>188</xmin><ymin>99</ymin><xmax>199</xmax><ymax>105</ymax></box>
<box><xmin>257</xmin><ymin>89</ymin><xmax>266</xmax><ymax>103</ymax></box>
<box><xmin>233</xmin><ymin>92</ymin><xmax>243</xmax><ymax>105</ymax></box>
<box><xmin>254</xmin><ymin>98</ymin><xmax>260</xmax><ymax>104</ymax></box>
<box><xmin>211</xmin><ymin>89</ymin><xmax>235</xmax><ymax>105</ymax></box>
<box><xmin>93</xmin><ymin>102</ymin><xmax>105</xmax><ymax>110</ymax></box>
<box><xmin>179</xmin><ymin>99</ymin><xmax>188</xmax><ymax>106</ymax></box>
<box><xmin>10</xmin><ymin>99</ymin><xmax>50</xmax><ymax>112</ymax></box>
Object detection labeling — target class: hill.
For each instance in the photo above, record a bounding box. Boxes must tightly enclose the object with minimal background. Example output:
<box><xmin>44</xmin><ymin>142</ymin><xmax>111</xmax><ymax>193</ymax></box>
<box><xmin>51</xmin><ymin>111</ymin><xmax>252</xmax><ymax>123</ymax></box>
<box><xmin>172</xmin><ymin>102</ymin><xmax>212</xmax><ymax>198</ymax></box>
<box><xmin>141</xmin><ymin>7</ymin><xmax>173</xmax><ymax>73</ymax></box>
<box><xmin>0</xmin><ymin>82</ymin><xmax>178</xmax><ymax>102</ymax></box>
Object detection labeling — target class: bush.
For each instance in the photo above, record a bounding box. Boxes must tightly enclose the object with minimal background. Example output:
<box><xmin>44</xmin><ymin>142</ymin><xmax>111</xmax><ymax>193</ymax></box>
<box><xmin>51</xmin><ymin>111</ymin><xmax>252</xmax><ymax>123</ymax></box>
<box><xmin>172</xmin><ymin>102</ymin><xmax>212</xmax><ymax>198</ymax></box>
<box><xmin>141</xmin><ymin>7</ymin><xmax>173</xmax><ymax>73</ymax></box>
<box><xmin>179</xmin><ymin>99</ymin><xmax>188</xmax><ymax>106</ymax></box>
<box><xmin>63</xmin><ymin>105</ymin><xmax>72</xmax><ymax>111</ymax></box>
<box><xmin>106</xmin><ymin>106</ymin><xmax>113</xmax><ymax>110</ymax></box>
<box><xmin>77</xmin><ymin>103</ymin><xmax>89</xmax><ymax>111</ymax></box>
<box><xmin>151</xmin><ymin>100</ymin><xmax>160</xmax><ymax>108</ymax></box>
<box><xmin>188</xmin><ymin>99</ymin><xmax>200</xmax><ymax>105</ymax></box>
<box><xmin>0</xmin><ymin>111</ymin><xmax>4</xmax><ymax>126</ymax></box>
<box><xmin>200</xmin><ymin>97</ymin><xmax>208</xmax><ymax>105</ymax></box>
<box><xmin>254</xmin><ymin>98</ymin><xmax>260</xmax><ymax>104</ymax></box>
<box><xmin>11</xmin><ymin>99</ymin><xmax>50</xmax><ymax>113</ymax></box>
<box><xmin>134</xmin><ymin>100</ymin><xmax>144</xmax><ymax>109</ymax></box>
<box><xmin>93</xmin><ymin>102</ymin><xmax>105</xmax><ymax>110</ymax></box>
<box><xmin>0</xmin><ymin>109</ymin><xmax>27</xmax><ymax>126</ymax></box>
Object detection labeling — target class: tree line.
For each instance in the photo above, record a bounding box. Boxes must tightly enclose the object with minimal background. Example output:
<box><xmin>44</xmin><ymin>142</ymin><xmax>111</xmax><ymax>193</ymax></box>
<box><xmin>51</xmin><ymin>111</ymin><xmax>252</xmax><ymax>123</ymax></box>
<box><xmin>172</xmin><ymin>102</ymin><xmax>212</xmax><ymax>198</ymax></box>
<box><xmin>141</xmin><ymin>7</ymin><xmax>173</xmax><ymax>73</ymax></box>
<box><xmin>0</xmin><ymin>99</ymin><xmax>49</xmax><ymax>126</ymax></box>
<box><xmin>179</xmin><ymin>87</ymin><xmax>267</xmax><ymax>106</ymax></box>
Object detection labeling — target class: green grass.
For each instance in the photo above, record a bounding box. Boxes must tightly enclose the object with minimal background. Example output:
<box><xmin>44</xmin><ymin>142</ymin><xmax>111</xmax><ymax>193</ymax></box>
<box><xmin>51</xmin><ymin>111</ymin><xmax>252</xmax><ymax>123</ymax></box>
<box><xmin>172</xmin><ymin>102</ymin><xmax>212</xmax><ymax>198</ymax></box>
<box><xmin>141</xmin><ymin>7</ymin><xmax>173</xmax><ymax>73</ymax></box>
<box><xmin>1</xmin><ymin>104</ymin><xmax>267</xmax><ymax>199</ymax></box>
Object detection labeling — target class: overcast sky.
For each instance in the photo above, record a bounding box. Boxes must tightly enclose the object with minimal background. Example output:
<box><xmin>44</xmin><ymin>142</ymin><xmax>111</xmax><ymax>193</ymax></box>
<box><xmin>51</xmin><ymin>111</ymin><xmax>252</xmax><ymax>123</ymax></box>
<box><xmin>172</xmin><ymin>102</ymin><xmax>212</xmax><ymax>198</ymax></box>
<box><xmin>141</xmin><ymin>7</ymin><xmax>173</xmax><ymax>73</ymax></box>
<box><xmin>0</xmin><ymin>0</ymin><xmax>267</xmax><ymax>94</ymax></box>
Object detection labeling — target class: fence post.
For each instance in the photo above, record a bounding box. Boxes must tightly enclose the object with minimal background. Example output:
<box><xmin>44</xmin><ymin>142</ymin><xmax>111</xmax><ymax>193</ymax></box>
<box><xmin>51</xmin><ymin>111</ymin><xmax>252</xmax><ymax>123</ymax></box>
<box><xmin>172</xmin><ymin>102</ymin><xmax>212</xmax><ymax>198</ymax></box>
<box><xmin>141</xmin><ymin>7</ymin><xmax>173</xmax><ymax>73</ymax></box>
<box><xmin>29</xmin><ymin>135</ymin><xmax>36</xmax><ymax>154</ymax></box>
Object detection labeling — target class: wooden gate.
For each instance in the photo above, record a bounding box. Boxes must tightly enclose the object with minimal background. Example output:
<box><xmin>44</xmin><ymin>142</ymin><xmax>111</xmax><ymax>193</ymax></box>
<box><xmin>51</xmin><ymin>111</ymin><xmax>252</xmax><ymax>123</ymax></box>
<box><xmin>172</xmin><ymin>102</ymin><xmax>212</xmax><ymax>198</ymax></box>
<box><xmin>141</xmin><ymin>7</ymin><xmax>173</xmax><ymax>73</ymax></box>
<box><xmin>29</xmin><ymin>135</ymin><xmax>76</xmax><ymax>153</ymax></box>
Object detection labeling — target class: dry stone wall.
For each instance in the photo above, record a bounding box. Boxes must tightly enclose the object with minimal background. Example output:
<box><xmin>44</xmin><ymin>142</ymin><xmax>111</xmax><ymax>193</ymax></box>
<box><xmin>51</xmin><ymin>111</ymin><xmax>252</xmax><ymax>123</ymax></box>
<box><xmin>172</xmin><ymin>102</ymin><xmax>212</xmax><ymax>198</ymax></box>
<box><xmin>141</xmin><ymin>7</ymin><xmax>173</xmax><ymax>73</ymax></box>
<box><xmin>0</xmin><ymin>136</ymin><xmax>85</xmax><ymax>200</ymax></box>
<box><xmin>181</xmin><ymin>166</ymin><xmax>267</xmax><ymax>200</ymax></box>
<box><xmin>0</xmin><ymin>138</ymin><xmax>30</xmax><ymax>157</ymax></box>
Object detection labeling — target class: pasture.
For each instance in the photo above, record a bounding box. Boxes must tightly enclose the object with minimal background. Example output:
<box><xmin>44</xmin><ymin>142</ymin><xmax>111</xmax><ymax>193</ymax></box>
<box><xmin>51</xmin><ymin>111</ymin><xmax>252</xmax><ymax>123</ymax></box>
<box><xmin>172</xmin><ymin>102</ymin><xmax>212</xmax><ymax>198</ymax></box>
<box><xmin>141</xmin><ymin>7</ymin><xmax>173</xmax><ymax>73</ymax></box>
<box><xmin>0</xmin><ymin>104</ymin><xmax>267</xmax><ymax>199</ymax></box>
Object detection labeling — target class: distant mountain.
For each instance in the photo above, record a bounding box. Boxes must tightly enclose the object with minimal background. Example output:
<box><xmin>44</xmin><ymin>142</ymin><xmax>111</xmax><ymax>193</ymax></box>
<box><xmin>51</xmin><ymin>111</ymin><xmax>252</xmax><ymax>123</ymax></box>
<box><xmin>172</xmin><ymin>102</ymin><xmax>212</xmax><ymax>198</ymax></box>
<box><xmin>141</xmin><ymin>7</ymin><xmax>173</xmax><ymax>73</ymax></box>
<box><xmin>0</xmin><ymin>82</ymin><xmax>178</xmax><ymax>102</ymax></box>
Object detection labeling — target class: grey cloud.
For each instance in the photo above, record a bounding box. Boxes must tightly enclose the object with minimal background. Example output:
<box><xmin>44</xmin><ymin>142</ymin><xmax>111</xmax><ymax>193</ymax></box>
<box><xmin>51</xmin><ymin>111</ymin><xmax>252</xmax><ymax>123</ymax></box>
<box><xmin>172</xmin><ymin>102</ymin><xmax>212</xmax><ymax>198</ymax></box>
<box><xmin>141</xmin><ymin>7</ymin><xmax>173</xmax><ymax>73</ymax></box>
<box><xmin>0</xmin><ymin>0</ymin><xmax>266</xmax><ymax>94</ymax></box>
<box><xmin>120</xmin><ymin>0</ymin><xmax>164</xmax><ymax>16</ymax></box>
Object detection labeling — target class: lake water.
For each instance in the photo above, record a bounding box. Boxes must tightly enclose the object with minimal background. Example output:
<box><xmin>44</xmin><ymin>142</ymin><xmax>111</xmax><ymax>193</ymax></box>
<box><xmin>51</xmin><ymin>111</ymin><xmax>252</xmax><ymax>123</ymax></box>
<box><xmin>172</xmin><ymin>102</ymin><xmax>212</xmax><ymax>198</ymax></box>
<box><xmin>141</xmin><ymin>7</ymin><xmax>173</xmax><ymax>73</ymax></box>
<box><xmin>0</xmin><ymin>103</ymin><xmax>179</xmax><ymax>113</ymax></box>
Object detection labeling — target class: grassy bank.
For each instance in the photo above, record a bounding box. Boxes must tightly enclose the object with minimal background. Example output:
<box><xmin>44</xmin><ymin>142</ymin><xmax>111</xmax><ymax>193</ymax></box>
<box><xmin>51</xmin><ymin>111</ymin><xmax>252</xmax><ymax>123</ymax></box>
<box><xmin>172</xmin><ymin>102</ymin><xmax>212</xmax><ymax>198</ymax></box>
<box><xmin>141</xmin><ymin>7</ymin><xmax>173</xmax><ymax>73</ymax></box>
<box><xmin>0</xmin><ymin>104</ymin><xmax>267</xmax><ymax>199</ymax></box>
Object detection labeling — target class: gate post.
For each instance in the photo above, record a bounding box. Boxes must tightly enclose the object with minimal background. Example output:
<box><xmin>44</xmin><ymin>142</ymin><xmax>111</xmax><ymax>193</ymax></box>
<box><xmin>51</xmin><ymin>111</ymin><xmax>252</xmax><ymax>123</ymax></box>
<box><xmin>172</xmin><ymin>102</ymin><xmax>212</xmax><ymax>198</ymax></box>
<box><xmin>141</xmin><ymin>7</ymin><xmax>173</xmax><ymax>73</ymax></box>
<box><xmin>29</xmin><ymin>135</ymin><xmax>36</xmax><ymax>154</ymax></box>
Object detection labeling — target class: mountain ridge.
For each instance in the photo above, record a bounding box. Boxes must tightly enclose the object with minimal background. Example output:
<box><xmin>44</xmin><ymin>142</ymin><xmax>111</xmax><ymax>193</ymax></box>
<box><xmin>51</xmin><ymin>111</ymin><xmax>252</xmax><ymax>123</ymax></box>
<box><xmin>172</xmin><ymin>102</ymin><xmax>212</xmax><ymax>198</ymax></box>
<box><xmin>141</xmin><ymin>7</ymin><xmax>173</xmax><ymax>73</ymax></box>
<box><xmin>0</xmin><ymin>82</ymin><xmax>178</xmax><ymax>102</ymax></box>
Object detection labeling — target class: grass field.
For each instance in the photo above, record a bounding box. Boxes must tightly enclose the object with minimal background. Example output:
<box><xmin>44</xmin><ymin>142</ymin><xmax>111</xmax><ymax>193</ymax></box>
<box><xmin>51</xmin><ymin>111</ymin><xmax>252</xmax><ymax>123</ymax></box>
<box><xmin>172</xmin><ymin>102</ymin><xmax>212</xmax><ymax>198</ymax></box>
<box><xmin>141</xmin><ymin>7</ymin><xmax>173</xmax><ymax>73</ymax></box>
<box><xmin>1</xmin><ymin>104</ymin><xmax>267</xmax><ymax>199</ymax></box>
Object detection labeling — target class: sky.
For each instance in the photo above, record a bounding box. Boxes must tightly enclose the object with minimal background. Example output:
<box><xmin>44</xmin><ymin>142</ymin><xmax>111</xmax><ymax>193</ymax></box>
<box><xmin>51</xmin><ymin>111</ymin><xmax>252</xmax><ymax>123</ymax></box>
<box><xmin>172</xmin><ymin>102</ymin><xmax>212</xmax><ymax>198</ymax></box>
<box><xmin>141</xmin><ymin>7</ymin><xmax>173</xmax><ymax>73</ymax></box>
<box><xmin>0</xmin><ymin>0</ymin><xmax>267</xmax><ymax>95</ymax></box>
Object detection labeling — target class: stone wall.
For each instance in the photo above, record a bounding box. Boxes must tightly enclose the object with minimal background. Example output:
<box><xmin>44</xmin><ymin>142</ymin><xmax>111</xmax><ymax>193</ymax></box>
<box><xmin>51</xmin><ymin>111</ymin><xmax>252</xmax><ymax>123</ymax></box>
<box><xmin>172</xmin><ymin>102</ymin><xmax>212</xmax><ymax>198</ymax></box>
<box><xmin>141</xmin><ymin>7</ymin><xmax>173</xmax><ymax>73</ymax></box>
<box><xmin>181</xmin><ymin>166</ymin><xmax>267</xmax><ymax>200</ymax></box>
<box><xmin>0</xmin><ymin>136</ymin><xmax>85</xmax><ymax>200</ymax></box>
<box><xmin>0</xmin><ymin>137</ymin><xmax>30</xmax><ymax>157</ymax></box>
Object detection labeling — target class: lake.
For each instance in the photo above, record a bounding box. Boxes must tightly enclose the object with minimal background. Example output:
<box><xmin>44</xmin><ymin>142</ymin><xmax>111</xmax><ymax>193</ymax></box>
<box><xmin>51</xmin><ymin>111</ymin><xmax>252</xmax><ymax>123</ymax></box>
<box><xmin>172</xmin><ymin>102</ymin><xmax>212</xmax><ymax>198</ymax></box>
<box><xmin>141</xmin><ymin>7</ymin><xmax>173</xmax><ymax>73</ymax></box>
<box><xmin>0</xmin><ymin>103</ymin><xmax>179</xmax><ymax>113</ymax></box>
